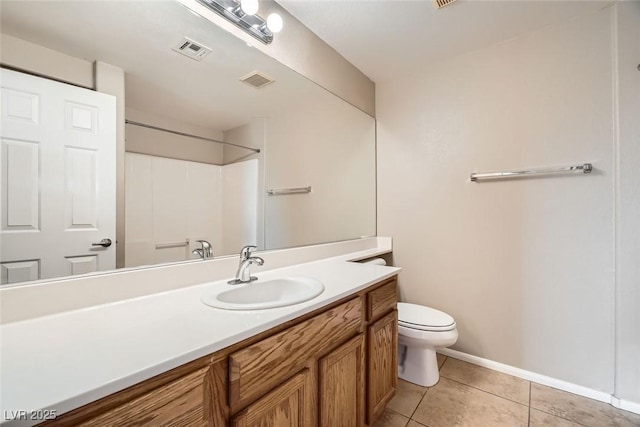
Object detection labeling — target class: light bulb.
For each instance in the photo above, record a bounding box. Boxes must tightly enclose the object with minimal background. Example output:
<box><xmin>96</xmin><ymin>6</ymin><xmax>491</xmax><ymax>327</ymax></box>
<box><xmin>266</xmin><ymin>13</ymin><xmax>283</xmax><ymax>33</ymax></box>
<box><xmin>240</xmin><ymin>0</ymin><xmax>259</xmax><ymax>15</ymax></box>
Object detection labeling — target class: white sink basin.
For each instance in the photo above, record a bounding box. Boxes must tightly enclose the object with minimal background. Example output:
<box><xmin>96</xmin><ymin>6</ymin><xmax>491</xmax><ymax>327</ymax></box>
<box><xmin>202</xmin><ymin>276</ymin><xmax>325</xmax><ymax>310</ymax></box>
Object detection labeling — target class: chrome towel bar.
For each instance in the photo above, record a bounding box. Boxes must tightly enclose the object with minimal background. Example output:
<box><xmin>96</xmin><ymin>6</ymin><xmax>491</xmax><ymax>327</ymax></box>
<box><xmin>470</xmin><ymin>163</ymin><xmax>592</xmax><ymax>182</ymax></box>
<box><xmin>267</xmin><ymin>186</ymin><xmax>312</xmax><ymax>195</ymax></box>
<box><xmin>155</xmin><ymin>239</ymin><xmax>190</xmax><ymax>249</ymax></box>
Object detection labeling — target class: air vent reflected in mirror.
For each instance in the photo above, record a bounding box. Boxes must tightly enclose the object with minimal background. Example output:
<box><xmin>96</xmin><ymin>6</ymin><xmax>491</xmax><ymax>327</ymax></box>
<box><xmin>433</xmin><ymin>0</ymin><xmax>457</xmax><ymax>8</ymax></box>
<box><xmin>172</xmin><ymin>37</ymin><xmax>212</xmax><ymax>61</ymax></box>
<box><xmin>240</xmin><ymin>71</ymin><xmax>274</xmax><ymax>89</ymax></box>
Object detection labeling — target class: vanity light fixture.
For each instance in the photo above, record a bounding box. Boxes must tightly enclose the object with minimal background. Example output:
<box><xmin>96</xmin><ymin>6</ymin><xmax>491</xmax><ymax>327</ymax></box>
<box><xmin>240</xmin><ymin>0</ymin><xmax>258</xmax><ymax>15</ymax></box>
<box><xmin>266</xmin><ymin>13</ymin><xmax>283</xmax><ymax>33</ymax></box>
<box><xmin>197</xmin><ymin>0</ymin><xmax>282</xmax><ymax>44</ymax></box>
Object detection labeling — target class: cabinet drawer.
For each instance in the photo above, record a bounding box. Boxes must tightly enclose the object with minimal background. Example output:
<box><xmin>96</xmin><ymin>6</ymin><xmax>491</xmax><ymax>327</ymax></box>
<box><xmin>229</xmin><ymin>297</ymin><xmax>362</xmax><ymax>411</ymax></box>
<box><xmin>367</xmin><ymin>279</ymin><xmax>397</xmax><ymax>321</ymax></box>
<box><xmin>78</xmin><ymin>367</ymin><xmax>209</xmax><ymax>426</ymax></box>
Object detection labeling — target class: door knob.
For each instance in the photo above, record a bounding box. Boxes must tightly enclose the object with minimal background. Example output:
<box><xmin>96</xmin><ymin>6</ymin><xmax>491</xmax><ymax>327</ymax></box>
<box><xmin>92</xmin><ymin>238</ymin><xmax>112</xmax><ymax>248</ymax></box>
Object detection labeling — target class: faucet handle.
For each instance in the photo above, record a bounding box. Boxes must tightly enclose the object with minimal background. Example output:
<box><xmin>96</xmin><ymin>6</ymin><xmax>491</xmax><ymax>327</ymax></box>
<box><xmin>192</xmin><ymin>248</ymin><xmax>204</xmax><ymax>259</ymax></box>
<box><xmin>240</xmin><ymin>245</ymin><xmax>257</xmax><ymax>261</ymax></box>
<box><xmin>195</xmin><ymin>240</ymin><xmax>213</xmax><ymax>258</ymax></box>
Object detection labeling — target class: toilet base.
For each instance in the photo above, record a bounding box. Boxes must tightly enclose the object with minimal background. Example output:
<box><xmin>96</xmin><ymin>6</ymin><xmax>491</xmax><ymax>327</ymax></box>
<box><xmin>398</xmin><ymin>345</ymin><xmax>440</xmax><ymax>387</ymax></box>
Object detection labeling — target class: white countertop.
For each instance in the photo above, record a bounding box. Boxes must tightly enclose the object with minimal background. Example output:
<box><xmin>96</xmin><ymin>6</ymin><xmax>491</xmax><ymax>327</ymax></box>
<box><xmin>0</xmin><ymin>251</ymin><xmax>399</xmax><ymax>426</ymax></box>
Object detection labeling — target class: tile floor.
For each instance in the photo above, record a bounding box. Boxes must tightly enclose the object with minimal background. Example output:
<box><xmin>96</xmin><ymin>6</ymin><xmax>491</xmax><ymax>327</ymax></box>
<box><xmin>373</xmin><ymin>354</ymin><xmax>640</xmax><ymax>427</ymax></box>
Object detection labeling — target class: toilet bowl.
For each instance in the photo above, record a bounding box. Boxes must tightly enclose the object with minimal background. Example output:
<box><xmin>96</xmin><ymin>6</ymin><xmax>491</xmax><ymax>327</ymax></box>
<box><xmin>397</xmin><ymin>302</ymin><xmax>458</xmax><ymax>387</ymax></box>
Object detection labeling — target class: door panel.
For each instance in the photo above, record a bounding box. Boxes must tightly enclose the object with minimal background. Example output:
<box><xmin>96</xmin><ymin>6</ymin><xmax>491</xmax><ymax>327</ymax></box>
<box><xmin>65</xmin><ymin>101</ymin><xmax>98</xmax><ymax>134</ymax></box>
<box><xmin>0</xmin><ymin>69</ymin><xmax>116</xmax><ymax>285</ymax></box>
<box><xmin>66</xmin><ymin>255</ymin><xmax>99</xmax><ymax>276</ymax></box>
<box><xmin>2</xmin><ymin>138</ymin><xmax>39</xmax><ymax>231</ymax></box>
<box><xmin>65</xmin><ymin>146</ymin><xmax>98</xmax><ymax>228</ymax></box>
<box><xmin>0</xmin><ymin>260</ymin><xmax>39</xmax><ymax>284</ymax></box>
<box><xmin>1</xmin><ymin>88</ymin><xmax>39</xmax><ymax>125</ymax></box>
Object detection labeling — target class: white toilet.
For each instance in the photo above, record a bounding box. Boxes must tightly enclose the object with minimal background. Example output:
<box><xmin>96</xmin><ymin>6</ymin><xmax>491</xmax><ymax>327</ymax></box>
<box><xmin>397</xmin><ymin>302</ymin><xmax>458</xmax><ymax>387</ymax></box>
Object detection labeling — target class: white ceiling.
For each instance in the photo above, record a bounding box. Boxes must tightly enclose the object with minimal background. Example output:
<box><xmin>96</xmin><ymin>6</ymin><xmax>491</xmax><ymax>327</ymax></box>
<box><xmin>278</xmin><ymin>0</ymin><xmax>612</xmax><ymax>83</ymax></box>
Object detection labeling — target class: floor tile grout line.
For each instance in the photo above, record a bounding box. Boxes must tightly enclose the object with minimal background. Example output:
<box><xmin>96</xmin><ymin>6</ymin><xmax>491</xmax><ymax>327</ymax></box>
<box><xmin>382</xmin><ymin>407</ymin><xmax>409</xmax><ymax>425</ymax></box>
<box><xmin>529</xmin><ymin>384</ymin><xmax>611</xmax><ymax>427</ymax></box>
<box><xmin>438</xmin><ymin>375</ymin><xmax>530</xmax><ymax>408</ymax></box>
<box><xmin>399</xmin><ymin>355</ymin><xmax>637</xmax><ymax>427</ymax></box>
<box><xmin>403</xmin><ymin>355</ymin><xmax>445</xmax><ymax>423</ymax></box>
<box><xmin>530</xmin><ymin>407</ymin><xmax>591</xmax><ymax>427</ymax></box>
<box><xmin>408</xmin><ymin>385</ymin><xmax>430</xmax><ymax>421</ymax></box>
<box><xmin>445</xmin><ymin>355</ymin><xmax>640</xmax><ymax>421</ymax></box>
<box><xmin>528</xmin><ymin>382</ymin><xmax>531</xmax><ymax>427</ymax></box>
<box><xmin>383</xmin><ymin>406</ymin><xmax>421</xmax><ymax>427</ymax></box>
<box><xmin>440</xmin><ymin>357</ymin><xmax>529</xmax><ymax>393</ymax></box>
<box><xmin>443</xmin><ymin>356</ymin><xmax>526</xmax><ymax>383</ymax></box>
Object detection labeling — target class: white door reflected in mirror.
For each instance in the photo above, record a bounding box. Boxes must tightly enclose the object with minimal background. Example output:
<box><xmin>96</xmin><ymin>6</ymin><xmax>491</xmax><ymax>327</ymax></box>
<box><xmin>0</xmin><ymin>69</ymin><xmax>116</xmax><ymax>285</ymax></box>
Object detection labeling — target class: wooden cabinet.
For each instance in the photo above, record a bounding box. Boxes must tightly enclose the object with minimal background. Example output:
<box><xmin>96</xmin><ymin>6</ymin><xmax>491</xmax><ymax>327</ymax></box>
<box><xmin>78</xmin><ymin>367</ymin><xmax>210</xmax><ymax>427</ymax></box>
<box><xmin>44</xmin><ymin>275</ymin><xmax>398</xmax><ymax>427</ymax></box>
<box><xmin>232</xmin><ymin>370</ymin><xmax>314</xmax><ymax>427</ymax></box>
<box><xmin>367</xmin><ymin>311</ymin><xmax>398</xmax><ymax>423</ymax></box>
<box><xmin>229</xmin><ymin>298</ymin><xmax>361</xmax><ymax>412</ymax></box>
<box><xmin>319</xmin><ymin>334</ymin><xmax>365</xmax><ymax>427</ymax></box>
<box><xmin>367</xmin><ymin>279</ymin><xmax>397</xmax><ymax>321</ymax></box>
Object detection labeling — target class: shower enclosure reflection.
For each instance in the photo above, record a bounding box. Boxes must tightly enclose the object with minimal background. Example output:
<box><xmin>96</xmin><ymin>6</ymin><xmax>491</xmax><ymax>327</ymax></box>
<box><xmin>123</xmin><ymin>117</ymin><xmax>263</xmax><ymax>268</ymax></box>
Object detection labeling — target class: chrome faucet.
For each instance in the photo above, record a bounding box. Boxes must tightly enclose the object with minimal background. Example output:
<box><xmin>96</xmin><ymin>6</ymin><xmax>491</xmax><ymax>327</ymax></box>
<box><xmin>228</xmin><ymin>245</ymin><xmax>264</xmax><ymax>284</ymax></box>
<box><xmin>192</xmin><ymin>240</ymin><xmax>214</xmax><ymax>260</ymax></box>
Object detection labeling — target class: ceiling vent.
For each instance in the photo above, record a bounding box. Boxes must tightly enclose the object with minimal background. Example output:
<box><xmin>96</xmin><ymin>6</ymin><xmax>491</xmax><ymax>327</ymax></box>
<box><xmin>172</xmin><ymin>37</ymin><xmax>212</xmax><ymax>61</ymax></box>
<box><xmin>433</xmin><ymin>0</ymin><xmax>457</xmax><ymax>9</ymax></box>
<box><xmin>240</xmin><ymin>71</ymin><xmax>274</xmax><ymax>89</ymax></box>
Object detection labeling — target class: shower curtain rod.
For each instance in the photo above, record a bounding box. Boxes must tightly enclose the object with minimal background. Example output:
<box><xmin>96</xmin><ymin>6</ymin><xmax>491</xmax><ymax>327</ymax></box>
<box><xmin>125</xmin><ymin>119</ymin><xmax>261</xmax><ymax>154</ymax></box>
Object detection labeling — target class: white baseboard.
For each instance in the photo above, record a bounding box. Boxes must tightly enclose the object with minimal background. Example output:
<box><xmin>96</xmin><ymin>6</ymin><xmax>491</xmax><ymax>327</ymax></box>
<box><xmin>612</xmin><ymin>396</ymin><xmax>640</xmax><ymax>414</ymax></box>
<box><xmin>438</xmin><ymin>348</ymin><xmax>640</xmax><ymax>415</ymax></box>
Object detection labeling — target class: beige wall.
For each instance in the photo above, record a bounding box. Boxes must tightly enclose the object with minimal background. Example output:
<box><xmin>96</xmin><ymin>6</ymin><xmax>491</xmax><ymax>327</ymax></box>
<box><xmin>176</xmin><ymin>0</ymin><xmax>375</xmax><ymax>117</ymax></box>
<box><xmin>265</xmin><ymin>95</ymin><xmax>376</xmax><ymax>250</ymax></box>
<box><xmin>0</xmin><ymin>34</ymin><xmax>93</xmax><ymax>88</ymax></box>
<box><xmin>378</xmin><ymin>7</ymin><xmax>618</xmax><ymax>394</ymax></box>
<box><xmin>223</xmin><ymin>120</ymin><xmax>263</xmax><ymax>165</ymax></box>
<box><xmin>614</xmin><ymin>1</ymin><xmax>640</xmax><ymax>405</ymax></box>
<box><xmin>125</xmin><ymin>107</ymin><xmax>224</xmax><ymax>165</ymax></box>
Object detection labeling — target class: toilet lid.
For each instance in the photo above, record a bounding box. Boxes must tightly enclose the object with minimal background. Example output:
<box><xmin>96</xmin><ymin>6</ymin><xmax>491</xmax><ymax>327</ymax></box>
<box><xmin>398</xmin><ymin>302</ymin><xmax>456</xmax><ymax>332</ymax></box>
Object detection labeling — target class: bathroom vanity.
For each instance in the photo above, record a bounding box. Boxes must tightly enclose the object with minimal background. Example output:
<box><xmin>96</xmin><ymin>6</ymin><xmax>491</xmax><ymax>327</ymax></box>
<box><xmin>1</xmin><ymin>243</ymin><xmax>399</xmax><ymax>427</ymax></box>
<box><xmin>41</xmin><ymin>276</ymin><xmax>397</xmax><ymax>426</ymax></box>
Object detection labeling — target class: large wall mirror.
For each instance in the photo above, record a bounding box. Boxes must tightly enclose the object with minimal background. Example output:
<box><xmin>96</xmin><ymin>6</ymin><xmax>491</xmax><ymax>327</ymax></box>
<box><xmin>0</xmin><ymin>1</ymin><xmax>376</xmax><ymax>286</ymax></box>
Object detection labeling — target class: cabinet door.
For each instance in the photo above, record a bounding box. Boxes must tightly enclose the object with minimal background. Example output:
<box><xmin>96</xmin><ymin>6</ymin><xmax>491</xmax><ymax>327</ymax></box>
<box><xmin>367</xmin><ymin>310</ymin><xmax>398</xmax><ymax>424</ymax></box>
<box><xmin>232</xmin><ymin>370</ymin><xmax>314</xmax><ymax>427</ymax></box>
<box><xmin>319</xmin><ymin>334</ymin><xmax>365</xmax><ymax>427</ymax></box>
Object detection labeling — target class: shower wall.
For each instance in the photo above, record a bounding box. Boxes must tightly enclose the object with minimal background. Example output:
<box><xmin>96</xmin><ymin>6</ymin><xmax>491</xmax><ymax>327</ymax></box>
<box><xmin>125</xmin><ymin>153</ymin><xmax>258</xmax><ymax>266</ymax></box>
